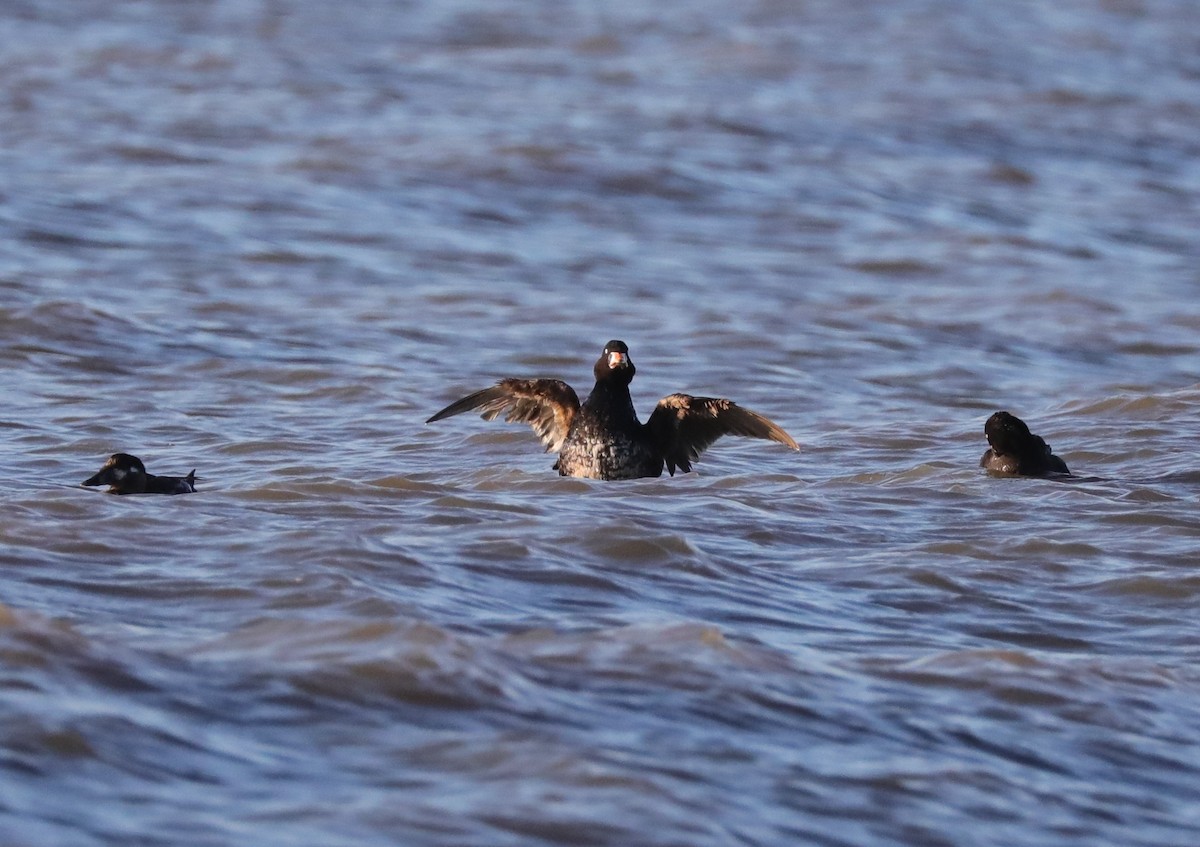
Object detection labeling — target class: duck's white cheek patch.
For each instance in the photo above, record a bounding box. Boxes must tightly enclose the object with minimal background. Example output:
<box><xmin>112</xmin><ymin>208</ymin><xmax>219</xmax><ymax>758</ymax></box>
<box><xmin>112</xmin><ymin>468</ymin><xmax>126</xmax><ymax>480</ymax></box>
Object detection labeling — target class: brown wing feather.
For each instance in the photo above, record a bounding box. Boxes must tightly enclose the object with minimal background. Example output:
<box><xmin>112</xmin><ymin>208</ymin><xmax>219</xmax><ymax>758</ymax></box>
<box><xmin>647</xmin><ymin>394</ymin><xmax>799</xmax><ymax>474</ymax></box>
<box><xmin>427</xmin><ymin>378</ymin><xmax>580</xmax><ymax>453</ymax></box>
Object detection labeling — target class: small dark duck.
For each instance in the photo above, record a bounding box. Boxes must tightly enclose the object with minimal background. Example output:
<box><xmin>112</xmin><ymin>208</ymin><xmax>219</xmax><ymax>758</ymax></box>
<box><xmin>428</xmin><ymin>340</ymin><xmax>799</xmax><ymax>480</ymax></box>
<box><xmin>82</xmin><ymin>453</ymin><xmax>197</xmax><ymax>495</ymax></box>
<box><xmin>980</xmin><ymin>411</ymin><xmax>1070</xmax><ymax>477</ymax></box>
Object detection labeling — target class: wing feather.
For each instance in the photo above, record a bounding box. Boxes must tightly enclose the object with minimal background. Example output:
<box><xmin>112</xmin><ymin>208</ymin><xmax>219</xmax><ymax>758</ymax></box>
<box><xmin>427</xmin><ymin>378</ymin><xmax>580</xmax><ymax>453</ymax></box>
<box><xmin>646</xmin><ymin>394</ymin><xmax>798</xmax><ymax>475</ymax></box>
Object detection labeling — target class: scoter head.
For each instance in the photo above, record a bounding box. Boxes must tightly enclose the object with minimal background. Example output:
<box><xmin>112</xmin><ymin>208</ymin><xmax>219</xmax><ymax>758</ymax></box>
<box><xmin>82</xmin><ymin>453</ymin><xmax>148</xmax><ymax>494</ymax></box>
<box><xmin>984</xmin><ymin>411</ymin><xmax>1036</xmax><ymax>457</ymax></box>
<box><xmin>594</xmin><ymin>339</ymin><xmax>635</xmax><ymax>384</ymax></box>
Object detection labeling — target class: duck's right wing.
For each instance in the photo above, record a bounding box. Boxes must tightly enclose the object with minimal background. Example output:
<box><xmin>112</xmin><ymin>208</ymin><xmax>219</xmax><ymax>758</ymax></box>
<box><xmin>427</xmin><ymin>379</ymin><xmax>580</xmax><ymax>453</ymax></box>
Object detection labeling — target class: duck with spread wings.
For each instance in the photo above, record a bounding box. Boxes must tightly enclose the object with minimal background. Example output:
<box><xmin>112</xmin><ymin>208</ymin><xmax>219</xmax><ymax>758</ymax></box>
<box><xmin>427</xmin><ymin>340</ymin><xmax>799</xmax><ymax>480</ymax></box>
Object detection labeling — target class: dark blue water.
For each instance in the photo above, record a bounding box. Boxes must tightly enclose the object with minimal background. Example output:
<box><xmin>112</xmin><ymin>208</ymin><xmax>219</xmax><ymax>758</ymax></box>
<box><xmin>2</xmin><ymin>1</ymin><xmax>1199</xmax><ymax>844</ymax></box>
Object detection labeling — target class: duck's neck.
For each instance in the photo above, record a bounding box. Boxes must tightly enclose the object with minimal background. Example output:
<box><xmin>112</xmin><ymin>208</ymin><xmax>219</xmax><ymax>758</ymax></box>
<box><xmin>585</xmin><ymin>379</ymin><xmax>640</xmax><ymax>426</ymax></box>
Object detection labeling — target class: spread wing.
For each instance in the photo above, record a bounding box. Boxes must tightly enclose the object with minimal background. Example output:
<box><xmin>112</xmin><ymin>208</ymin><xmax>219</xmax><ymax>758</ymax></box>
<box><xmin>646</xmin><ymin>394</ymin><xmax>799</xmax><ymax>475</ymax></box>
<box><xmin>427</xmin><ymin>378</ymin><xmax>580</xmax><ymax>453</ymax></box>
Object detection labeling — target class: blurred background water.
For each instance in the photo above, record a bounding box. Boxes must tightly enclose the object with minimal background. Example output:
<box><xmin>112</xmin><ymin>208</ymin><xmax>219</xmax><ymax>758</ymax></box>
<box><xmin>1</xmin><ymin>0</ymin><xmax>1199</xmax><ymax>844</ymax></box>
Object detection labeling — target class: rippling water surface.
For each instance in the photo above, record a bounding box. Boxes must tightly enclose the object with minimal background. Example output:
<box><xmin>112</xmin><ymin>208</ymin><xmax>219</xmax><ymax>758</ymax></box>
<box><xmin>2</xmin><ymin>1</ymin><xmax>1200</xmax><ymax>844</ymax></box>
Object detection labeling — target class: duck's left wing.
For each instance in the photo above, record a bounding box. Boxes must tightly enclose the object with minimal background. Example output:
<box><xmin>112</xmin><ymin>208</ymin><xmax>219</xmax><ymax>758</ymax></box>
<box><xmin>646</xmin><ymin>394</ymin><xmax>799</xmax><ymax>475</ymax></box>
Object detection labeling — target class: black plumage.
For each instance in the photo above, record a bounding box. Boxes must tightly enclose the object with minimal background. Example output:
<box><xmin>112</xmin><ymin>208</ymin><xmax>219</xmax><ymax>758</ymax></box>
<box><xmin>428</xmin><ymin>340</ymin><xmax>799</xmax><ymax>480</ymax></box>
<box><xmin>82</xmin><ymin>453</ymin><xmax>197</xmax><ymax>495</ymax></box>
<box><xmin>979</xmin><ymin>411</ymin><xmax>1070</xmax><ymax>477</ymax></box>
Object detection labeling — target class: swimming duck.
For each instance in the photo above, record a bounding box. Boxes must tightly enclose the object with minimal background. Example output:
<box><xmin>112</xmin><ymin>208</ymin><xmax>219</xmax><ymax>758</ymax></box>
<box><xmin>82</xmin><ymin>453</ymin><xmax>197</xmax><ymax>495</ymax></box>
<box><xmin>980</xmin><ymin>411</ymin><xmax>1070</xmax><ymax>477</ymax></box>
<box><xmin>428</xmin><ymin>340</ymin><xmax>799</xmax><ymax>480</ymax></box>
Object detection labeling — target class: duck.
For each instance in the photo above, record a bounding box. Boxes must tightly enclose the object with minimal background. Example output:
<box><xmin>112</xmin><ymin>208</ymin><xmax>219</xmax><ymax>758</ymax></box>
<box><xmin>427</xmin><ymin>340</ymin><xmax>799</xmax><ymax>480</ymax></box>
<box><xmin>82</xmin><ymin>453</ymin><xmax>197</xmax><ymax>495</ymax></box>
<box><xmin>979</xmin><ymin>411</ymin><xmax>1070</xmax><ymax>477</ymax></box>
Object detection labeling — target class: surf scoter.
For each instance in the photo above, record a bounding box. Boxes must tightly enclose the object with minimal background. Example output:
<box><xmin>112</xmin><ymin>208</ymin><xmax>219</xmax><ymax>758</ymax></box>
<box><xmin>979</xmin><ymin>411</ymin><xmax>1070</xmax><ymax>477</ymax></box>
<box><xmin>82</xmin><ymin>453</ymin><xmax>197</xmax><ymax>495</ymax></box>
<box><xmin>427</xmin><ymin>340</ymin><xmax>799</xmax><ymax>480</ymax></box>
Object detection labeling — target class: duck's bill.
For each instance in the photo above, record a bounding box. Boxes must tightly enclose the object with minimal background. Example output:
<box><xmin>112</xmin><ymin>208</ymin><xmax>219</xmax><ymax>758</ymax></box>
<box><xmin>82</xmin><ymin>470</ymin><xmax>113</xmax><ymax>487</ymax></box>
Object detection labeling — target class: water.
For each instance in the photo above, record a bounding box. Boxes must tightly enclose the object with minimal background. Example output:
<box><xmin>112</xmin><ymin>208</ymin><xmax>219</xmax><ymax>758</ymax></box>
<box><xmin>2</xmin><ymin>0</ymin><xmax>1199</xmax><ymax>844</ymax></box>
